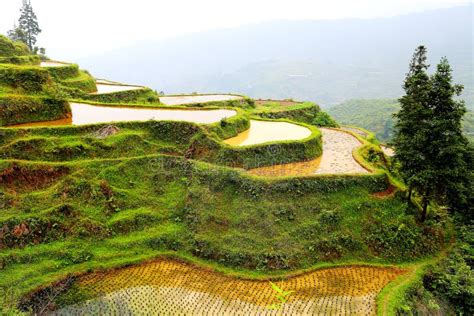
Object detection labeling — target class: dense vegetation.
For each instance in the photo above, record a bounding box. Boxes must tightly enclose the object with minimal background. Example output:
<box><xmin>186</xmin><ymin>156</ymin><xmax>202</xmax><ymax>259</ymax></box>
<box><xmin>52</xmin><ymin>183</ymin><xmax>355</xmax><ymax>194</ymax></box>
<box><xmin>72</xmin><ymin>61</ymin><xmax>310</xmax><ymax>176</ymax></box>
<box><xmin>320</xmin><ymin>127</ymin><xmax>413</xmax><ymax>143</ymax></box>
<box><xmin>327</xmin><ymin>99</ymin><xmax>474</xmax><ymax>142</ymax></box>
<box><xmin>0</xmin><ymin>37</ymin><xmax>470</xmax><ymax>315</ymax></box>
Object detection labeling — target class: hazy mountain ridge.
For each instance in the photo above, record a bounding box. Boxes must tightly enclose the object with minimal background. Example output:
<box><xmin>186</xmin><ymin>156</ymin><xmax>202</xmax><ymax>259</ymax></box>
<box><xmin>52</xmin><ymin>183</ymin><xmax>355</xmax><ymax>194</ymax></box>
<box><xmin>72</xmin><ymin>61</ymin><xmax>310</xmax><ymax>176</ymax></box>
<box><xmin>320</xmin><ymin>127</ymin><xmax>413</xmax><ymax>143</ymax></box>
<box><xmin>79</xmin><ymin>5</ymin><xmax>472</xmax><ymax>106</ymax></box>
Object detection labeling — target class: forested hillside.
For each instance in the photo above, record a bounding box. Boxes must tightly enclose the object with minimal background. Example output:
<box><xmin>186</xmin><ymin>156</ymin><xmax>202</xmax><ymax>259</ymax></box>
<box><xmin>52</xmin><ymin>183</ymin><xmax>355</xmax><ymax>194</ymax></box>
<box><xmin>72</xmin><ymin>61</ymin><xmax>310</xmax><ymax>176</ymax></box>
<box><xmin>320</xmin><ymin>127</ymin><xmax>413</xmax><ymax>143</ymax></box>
<box><xmin>328</xmin><ymin>99</ymin><xmax>474</xmax><ymax>142</ymax></box>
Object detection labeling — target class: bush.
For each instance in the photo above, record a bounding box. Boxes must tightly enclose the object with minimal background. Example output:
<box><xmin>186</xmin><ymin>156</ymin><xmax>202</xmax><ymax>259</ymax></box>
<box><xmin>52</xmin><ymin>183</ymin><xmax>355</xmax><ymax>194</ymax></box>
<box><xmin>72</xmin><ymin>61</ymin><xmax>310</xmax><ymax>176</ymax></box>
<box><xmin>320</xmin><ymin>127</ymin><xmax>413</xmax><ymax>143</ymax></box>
<box><xmin>312</xmin><ymin>111</ymin><xmax>339</xmax><ymax>127</ymax></box>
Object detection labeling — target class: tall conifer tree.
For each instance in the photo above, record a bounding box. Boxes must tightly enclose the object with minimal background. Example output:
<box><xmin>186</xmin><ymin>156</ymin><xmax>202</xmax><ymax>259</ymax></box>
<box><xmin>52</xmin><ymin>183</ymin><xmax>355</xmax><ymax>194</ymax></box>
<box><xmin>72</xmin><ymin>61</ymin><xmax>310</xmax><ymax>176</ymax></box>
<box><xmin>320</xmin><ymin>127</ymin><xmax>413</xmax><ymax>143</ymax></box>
<box><xmin>393</xmin><ymin>46</ymin><xmax>431</xmax><ymax>207</ymax></box>
<box><xmin>18</xmin><ymin>0</ymin><xmax>41</xmax><ymax>51</ymax></box>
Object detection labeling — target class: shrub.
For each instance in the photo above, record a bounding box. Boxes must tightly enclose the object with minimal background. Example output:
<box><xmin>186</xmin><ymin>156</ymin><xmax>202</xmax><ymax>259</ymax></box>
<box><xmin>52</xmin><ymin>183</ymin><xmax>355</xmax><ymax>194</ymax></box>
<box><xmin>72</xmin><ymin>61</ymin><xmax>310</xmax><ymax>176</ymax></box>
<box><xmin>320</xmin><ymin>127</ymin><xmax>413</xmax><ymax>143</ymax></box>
<box><xmin>312</xmin><ymin>111</ymin><xmax>339</xmax><ymax>127</ymax></box>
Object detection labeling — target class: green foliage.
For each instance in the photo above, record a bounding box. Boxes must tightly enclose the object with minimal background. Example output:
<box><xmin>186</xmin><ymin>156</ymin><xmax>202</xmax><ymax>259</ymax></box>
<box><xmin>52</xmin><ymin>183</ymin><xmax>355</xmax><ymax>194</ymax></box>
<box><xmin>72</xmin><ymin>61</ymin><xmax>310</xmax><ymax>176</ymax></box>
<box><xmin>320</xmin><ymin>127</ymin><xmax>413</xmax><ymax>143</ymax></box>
<box><xmin>17</xmin><ymin>1</ymin><xmax>42</xmax><ymax>51</ymax></box>
<box><xmin>0</xmin><ymin>35</ymin><xmax>27</xmax><ymax>57</ymax></box>
<box><xmin>45</xmin><ymin>64</ymin><xmax>80</xmax><ymax>80</ymax></box>
<box><xmin>312</xmin><ymin>111</ymin><xmax>339</xmax><ymax>127</ymax></box>
<box><xmin>327</xmin><ymin>99</ymin><xmax>399</xmax><ymax>141</ymax></box>
<box><xmin>397</xmin><ymin>225</ymin><xmax>473</xmax><ymax>315</ymax></box>
<box><xmin>255</xmin><ymin>101</ymin><xmax>321</xmax><ymax>124</ymax></box>
<box><xmin>82</xmin><ymin>87</ymin><xmax>160</xmax><ymax>104</ymax></box>
<box><xmin>268</xmin><ymin>281</ymin><xmax>294</xmax><ymax>310</ymax></box>
<box><xmin>188</xmin><ymin>121</ymin><xmax>322</xmax><ymax>169</ymax></box>
<box><xmin>59</xmin><ymin>71</ymin><xmax>97</xmax><ymax>93</ymax></box>
<box><xmin>0</xmin><ymin>64</ymin><xmax>51</xmax><ymax>93</ymax></box>
<box><xmin>0</xmin><ymin>55</ymin><xmax>40</xmax><ymax>65</ymax></box>
<box><xmin>393</xmin><ymin>46</ymin><xmax>471</xmax><ymax>221</ymax></box>
<box><xmin>0</xmin><ymin>94</ymin><xmax>70</xmax><ymax>126</ymax></box>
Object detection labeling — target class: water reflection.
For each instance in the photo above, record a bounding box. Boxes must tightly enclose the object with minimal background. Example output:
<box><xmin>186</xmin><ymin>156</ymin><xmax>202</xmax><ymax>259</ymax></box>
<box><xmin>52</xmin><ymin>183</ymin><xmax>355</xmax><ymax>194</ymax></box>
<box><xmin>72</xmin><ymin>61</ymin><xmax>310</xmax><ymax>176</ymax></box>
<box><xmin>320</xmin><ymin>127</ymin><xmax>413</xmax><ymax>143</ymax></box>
<box><xmin>224</xmin><ymin>120</ymin><xmax>311</xmax><ymax>146</ymax></box>
<box><xmin>8</xmin><ymin>103</ymin><xmax>237</xmax><ymax>128</ymax></box>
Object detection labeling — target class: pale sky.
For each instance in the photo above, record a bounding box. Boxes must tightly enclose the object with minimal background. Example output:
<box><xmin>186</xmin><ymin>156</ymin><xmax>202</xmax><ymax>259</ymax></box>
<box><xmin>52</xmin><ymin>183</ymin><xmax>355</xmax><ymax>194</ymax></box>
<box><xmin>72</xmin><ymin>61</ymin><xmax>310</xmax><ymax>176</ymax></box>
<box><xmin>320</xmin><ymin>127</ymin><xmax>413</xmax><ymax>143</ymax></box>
<box><xmin>1</xmin><ymin>0</ymin><xmax>471</xmax><ymax>60</ymax></box>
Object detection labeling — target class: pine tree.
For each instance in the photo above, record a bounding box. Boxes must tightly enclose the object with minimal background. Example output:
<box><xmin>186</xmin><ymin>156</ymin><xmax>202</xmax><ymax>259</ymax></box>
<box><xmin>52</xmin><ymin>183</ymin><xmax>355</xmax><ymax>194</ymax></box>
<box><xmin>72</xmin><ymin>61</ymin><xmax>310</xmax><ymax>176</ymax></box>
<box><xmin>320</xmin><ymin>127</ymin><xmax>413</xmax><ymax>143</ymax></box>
<box><xmin>393</xmin><ymin>46</ymin><xmax>432</xmax><ymax>209</ymax></box>
<box><xmin>394</xmin><ymin>48</ymin><xmax>472</xmax><ymax>222</ymax></box>
<box><xmin>428</xmin><ymin>58</ymin><xmax>472</xmax><ymax>219</ymax></box>
<box><xmin>18</xmin><ymin>0</ymin><xmax>41</xmax><ymax>51</ymax></box>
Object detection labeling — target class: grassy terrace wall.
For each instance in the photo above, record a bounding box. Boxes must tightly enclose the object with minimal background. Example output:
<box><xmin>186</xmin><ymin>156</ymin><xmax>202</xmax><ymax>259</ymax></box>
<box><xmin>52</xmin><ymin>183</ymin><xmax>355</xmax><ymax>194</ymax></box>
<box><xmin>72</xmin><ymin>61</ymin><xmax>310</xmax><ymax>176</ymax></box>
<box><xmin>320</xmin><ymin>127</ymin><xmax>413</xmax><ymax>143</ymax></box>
<box><xmin>0</xmin><ymin>94</ymin><xmax>70</xmax><ymax>126</ymax></box>
<box><xmin>0</xmin><ymin>64</ymin><xmax>51</xmax><ymax>93</ymax></box>
<box><xmin>0</xmin><ymin>55</ymin><xmax>40</xmax><ymax>66</ymax></box>
<box><xmin>162</xmin><ymin>95</ymin><xmax>255</xmax><ymax>110</ymax></box>
<box><xmin>254</xmin><ymin>102</ymin><xmax>320</xmax><ymax>124</ymax></box>
<box><xmin>190</xmin><ymin>119</ymin><xmax>323</xmax><ymax>169</ymax></box>
<box><xmin>82</xmin><ymin>87</ymin><xmax>158</xmax><ymax>103</ymax></box>
<box><xmin>45</xmin><ymin>63</ymin><xmax>80</xmax><ymax>80</ymax></box>
<box><xmin>60</xmin><ymin>71</ymin><xmax>97</xmax><ymax>94</ymax></box>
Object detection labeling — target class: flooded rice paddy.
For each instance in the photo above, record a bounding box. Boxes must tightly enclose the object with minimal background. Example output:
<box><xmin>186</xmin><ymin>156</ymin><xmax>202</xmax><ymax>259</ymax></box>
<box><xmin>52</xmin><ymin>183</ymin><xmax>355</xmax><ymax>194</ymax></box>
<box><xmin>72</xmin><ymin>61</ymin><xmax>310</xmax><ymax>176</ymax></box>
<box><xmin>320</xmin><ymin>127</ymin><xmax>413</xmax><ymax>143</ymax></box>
<box><xmin>52</xmin><ymin>259</ymin><xmax>405</xmax><ymax>315</ymax></box>
<box><xmin>160</xmin><ymin>95</ymin><xmax>243</xmax><ymax>106</ymax></box>
<box><xmin>8</xmin><ymin>103</ymin><xmax>237</xmax><ymax>127</ymax></box>
<box><xmin>94</xmin><ymin>84</ymin><xmax>144</xmax><ymax>94</ymax></box>
<box><xmin>224</xmin><ymin>120</ymin><xmax>312</xmax><ymax>146</ymax></box>
<box><xmin>40</xmin><ymin>61</ymin><xmax>69</xmax><ymax>67</ymax></box>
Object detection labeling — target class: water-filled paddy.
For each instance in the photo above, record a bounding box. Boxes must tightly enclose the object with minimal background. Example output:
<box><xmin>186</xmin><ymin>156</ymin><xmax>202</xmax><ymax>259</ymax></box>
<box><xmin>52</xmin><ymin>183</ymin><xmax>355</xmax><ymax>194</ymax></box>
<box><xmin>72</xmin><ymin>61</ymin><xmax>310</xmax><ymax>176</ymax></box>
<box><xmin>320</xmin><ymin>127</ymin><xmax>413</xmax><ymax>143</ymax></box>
<box><xmin>94</xmin><ymin>83</ymin><xmax>144</xmax><ymax>94</ymax></box>
<box><xmin>40</xmin><ymin>61</ymin><xmax>69</xmax><ymax>67</ymax></box>
<box><xmin>160</xmin><ymin>94</ymin><xmax>243</xmax><ymax>106</ymax></box>
<box><xmin>50</xmin><ymin>259</ymin><xmax>404</xmax><ymax>315</ymax></box>
<box><xmin>224</xmin><ymin>120</ymin><xmax>312</xmax><ymax>146</ymax></box>
<box><xmin>8</xmin><ymin>103</ymin><xmax>237</xmax><ymax>127</ymax></box>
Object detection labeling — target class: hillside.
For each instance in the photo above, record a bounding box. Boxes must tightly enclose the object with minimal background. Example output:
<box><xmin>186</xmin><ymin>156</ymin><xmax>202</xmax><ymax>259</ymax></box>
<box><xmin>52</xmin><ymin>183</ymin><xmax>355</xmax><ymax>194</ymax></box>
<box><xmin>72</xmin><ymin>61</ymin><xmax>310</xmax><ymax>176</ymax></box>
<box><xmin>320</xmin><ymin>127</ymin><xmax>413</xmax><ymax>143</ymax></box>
<box><xmin>327</xmin><ymin>99</ymin><xmax>474</xmax><ymax>142</ymax></box>
<box><xmin>1</xmin><ymin>37</ymin><xmax>460</xmax><ymax>313</ymax></box>
<box><xmin>78</xmin><ymin>6</ymin><xmax>473</xmax><ymax>107</ymax></box>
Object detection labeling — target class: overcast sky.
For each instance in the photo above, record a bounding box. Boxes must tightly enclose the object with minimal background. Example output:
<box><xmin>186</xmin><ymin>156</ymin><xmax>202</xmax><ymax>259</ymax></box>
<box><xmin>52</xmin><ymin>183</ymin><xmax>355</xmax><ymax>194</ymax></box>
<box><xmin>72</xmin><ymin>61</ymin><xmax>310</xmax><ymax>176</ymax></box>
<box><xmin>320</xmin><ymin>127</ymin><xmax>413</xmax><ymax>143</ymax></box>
<box><xmin>1</xmin><ymin>0</ymin><xmax>471</xmax><ymax>60</ymax></box>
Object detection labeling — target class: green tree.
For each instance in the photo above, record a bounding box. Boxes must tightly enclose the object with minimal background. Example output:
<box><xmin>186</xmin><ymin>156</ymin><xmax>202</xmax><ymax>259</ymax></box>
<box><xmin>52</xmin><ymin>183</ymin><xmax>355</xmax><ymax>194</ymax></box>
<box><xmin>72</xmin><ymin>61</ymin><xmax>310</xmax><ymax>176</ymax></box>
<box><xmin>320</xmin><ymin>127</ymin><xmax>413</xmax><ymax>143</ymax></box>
<box><xmin>393</xmin><ymin>46</ymin><xmax>432</xmax><ymax>216</ymax></box>
<box><xmin>394</xmin><ymin>47</ymin><xmax>472</xmax><ymax>222</ymax></box>
<box><xmin>7</xmin><ymin>24</ymin><xmax>28</xmax><ymax>45</ymax></box>
<box><xmin>18</xmin><ymin>0</ymin><xmax>41</xmax><ymax>51</ymax></box>
<box><xmin>428</xmin><ymin>58</ymin><xmax>472</xmax><ymax>220</ymax></box>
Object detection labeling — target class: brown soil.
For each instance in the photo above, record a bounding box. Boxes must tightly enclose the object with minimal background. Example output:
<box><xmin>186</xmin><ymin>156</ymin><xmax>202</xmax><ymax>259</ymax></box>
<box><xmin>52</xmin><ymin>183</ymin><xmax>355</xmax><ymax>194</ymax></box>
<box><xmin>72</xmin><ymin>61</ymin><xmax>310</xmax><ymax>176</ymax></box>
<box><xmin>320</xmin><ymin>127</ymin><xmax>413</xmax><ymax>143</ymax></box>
<box><xmin>372</xmin><ymin>185</ymin><xmax>396</xmax><ymax>198</ymax></box>
<box><xmin>0</xmin><ymin>164</ymin><xmax>69</xmax><ymax>193</ymax></box>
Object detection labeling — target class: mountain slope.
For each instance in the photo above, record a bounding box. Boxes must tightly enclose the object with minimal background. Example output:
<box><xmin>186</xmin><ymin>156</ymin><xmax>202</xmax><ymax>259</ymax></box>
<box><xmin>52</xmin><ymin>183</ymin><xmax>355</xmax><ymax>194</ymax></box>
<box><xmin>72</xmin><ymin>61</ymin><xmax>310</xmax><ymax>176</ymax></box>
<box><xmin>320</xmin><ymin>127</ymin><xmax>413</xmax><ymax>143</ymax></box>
<box><xmin>78</xmin><ymin>5</ymin><xmax>473</xmax><ymax>106</ymax></box>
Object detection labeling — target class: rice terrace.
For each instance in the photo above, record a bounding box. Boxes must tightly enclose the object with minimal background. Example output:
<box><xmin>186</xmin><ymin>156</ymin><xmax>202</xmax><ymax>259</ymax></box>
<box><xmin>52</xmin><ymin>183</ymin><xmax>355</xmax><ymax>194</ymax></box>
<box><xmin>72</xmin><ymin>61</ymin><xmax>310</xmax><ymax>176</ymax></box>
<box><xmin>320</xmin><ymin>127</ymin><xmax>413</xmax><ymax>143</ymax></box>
<box><xmin>0</xmin><ymin>1</ymin><xmax>473</xmax><ymax>315</ymax></box>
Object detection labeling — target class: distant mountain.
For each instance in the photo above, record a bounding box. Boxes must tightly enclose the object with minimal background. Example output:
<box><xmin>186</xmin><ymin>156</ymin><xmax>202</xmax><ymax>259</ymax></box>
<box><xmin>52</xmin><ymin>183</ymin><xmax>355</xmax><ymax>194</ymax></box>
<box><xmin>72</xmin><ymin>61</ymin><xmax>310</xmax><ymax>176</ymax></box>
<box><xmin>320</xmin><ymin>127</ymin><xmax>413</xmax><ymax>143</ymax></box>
<box><xmin>327</xmin><ymin>99</ymin><xmax>474</xmax><ymax>142</ymax></box>
<box><xmin>78</xmin><ymin>5</ymin><xmax>473</xmax><ymax>107</ymax></box>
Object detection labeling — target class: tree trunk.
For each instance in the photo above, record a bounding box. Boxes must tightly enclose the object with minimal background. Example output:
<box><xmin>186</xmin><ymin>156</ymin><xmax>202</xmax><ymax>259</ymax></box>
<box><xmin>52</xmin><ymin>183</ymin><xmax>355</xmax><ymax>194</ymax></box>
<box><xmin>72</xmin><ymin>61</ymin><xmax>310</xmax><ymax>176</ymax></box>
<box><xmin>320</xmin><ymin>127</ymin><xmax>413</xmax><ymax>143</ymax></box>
<box><xmin>421</xmin><ymin>197</ymin><xmax>428</xmax><ymax>222</ymax></box>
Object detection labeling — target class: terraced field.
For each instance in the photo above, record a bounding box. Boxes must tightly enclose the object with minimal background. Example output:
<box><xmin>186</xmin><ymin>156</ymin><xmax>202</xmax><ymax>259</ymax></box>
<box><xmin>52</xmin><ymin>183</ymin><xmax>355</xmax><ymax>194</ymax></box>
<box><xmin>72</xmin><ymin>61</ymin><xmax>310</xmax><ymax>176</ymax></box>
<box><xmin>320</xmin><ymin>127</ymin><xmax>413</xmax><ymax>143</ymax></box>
<box><xmin>9</xmin><ymin>102</ymin><xmax>238</xmax><ymax>127</ymax></box>
<box><xmin>249</xmin><ymin>128</ymin><xmax>368</xmax><ymax>176</ymax></box>
<box><xmin>40</xmin><ymin>61</ymin><xmax>70</xmax><ymax>67</ymax></box>
<box><xmin>94</xmin><ymin>83</ymin><xmax>144</xmax><ymax>94</ymax></box>
<box><xmin>53</xmin><ymin>259</ymin><xmax>405</xmax><ymax>315</ymax></box>
<box><xmin>160</xmin><ymin>94</ymin><xmax>243</xmax><ymax>106</ymax></box>
<box><xmin>224</xmin><ymin>120</ymin><xmax>312</xmax><ymax>146</ymax></box>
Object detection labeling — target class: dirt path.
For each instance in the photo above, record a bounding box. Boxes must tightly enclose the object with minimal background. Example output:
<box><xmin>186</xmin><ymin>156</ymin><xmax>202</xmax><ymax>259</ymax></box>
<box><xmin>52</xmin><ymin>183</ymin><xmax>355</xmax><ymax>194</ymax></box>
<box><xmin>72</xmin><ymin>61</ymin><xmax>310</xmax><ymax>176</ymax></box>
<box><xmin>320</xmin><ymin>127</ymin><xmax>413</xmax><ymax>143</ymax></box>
<box><xmin>249</xmin><ymin>128</ymin><xmax>368</xmax><ymax>176</ymax></box>
<box><xmin>52</xmin><ymin>260</ymin><xmax>405</xmax><ymax>315</ymax></box>
<box><xmin>314</xmin><ymin>128</ymin><xmax>368</xmax><ymax>174</ymax></box>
